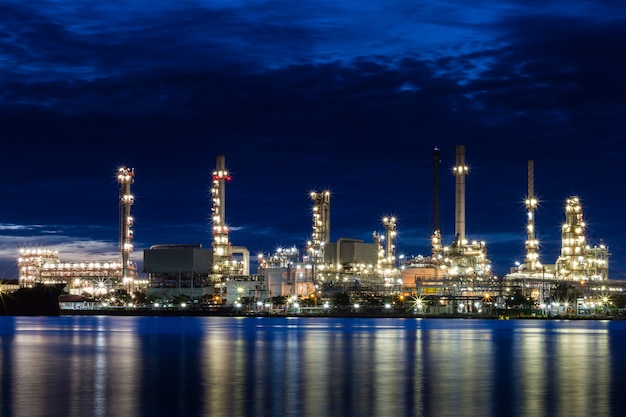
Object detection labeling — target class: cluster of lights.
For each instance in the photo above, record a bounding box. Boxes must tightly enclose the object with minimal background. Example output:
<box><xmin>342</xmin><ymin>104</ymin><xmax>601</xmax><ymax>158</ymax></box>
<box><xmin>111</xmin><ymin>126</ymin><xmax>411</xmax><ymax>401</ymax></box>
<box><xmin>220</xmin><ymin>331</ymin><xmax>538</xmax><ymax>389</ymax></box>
<box><xmin>453</xmin><ymin>164</ymin><xmax>469</xmax><ymax>175</ymax></box>
<box><xmin>212</xmin><ymin>170</ymin><xmax>231</xmax><ymax>182</ymax></box>
<box><xmin>18</xmin><ymin>246</ymin><xmax>135</xmax><ymax>287</ymax></box>
<box><xmin>307</xmin><ymin>190</ymin><xmax>330</xmax><ymax>263</ymax></box>
<box><xmin>264</xmin><ymin>246</ymin><xmax>301</xmax><ymax>268</ymax></box>
<box><xmin>211</xmin><ymin>158</ymin><xmax>233</xmax><ymax>273</ymax></box>
<box><xmin>18</xmin><ymin>167</ymin><xmax>140</xmax><ymax>290</ymax></box>
<box><xmin>379</xmin><ymin>216</ymin><xmax>397</xmax><ymax>278</ymax></box>
<box><xmin>440</xmin><ymin>238</ymin><xmax>491</xmax><ymax>277</ymax></box>
<box><xmin>431</xmin><ymin>230</ymin><xmax>443</xmax><ymax>258</ymax></box>
<box><xmin>117</xmin><ymin>167</ymin><xmax>134</xmax><ymax>184</ymax></box>
<box><xmin>42</xmin><ymin>262</ymin><xmax>122</xmax><ymax>270</ymax></box>
<box><xmin>18</xmin><ymin>249</ymin><xmax>60</xmax><ymax>283</ymax></box>
<box><xmin>525</xmin><ymin>197</ymin><xmax>538</xmax><ymax>209</ymax></box>
<box><xmin>373</xmin><ymin>232</ymin><xmax>385</xmax><ymax>263</ymax></box>
<box><xmin>552</xmin><ymin>196</ymin><xmax>610</xmax><ymax>281</ymax></box>
<box><xmin>365</xmin><ymin>218</ymin><xmax>403</xmax><ymax>283</ymax></box>
<box><xmin>19</xmin><ymin>248</ymin><xmax>58</xmax><ymax>256</ymax></box>
<box><xmin>524</xmin><ymin>191</ymin><xmax>540</xmax><ymax>270</ymax></box>
<box><xmin>117</xmin><ymin>167</ymin><xmax>135</xmax><ymax>287</ymax></box>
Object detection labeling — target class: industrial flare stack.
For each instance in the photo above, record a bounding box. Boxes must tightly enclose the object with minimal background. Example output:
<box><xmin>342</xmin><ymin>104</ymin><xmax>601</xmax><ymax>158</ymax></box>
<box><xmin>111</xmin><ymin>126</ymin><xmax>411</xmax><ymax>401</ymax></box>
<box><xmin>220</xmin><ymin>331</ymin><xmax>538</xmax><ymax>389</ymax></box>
<box><xmin>117</xmin><ymin>166</ymin><xmax>136</xmax><ymax>289</ymax></box>
<box><xmin>211</xmin><ymin>155</ymin><xmax>231</xmax><ymax>273</ymax></box>
<box><xmin>441</xmin><ymin>145</ymin><xmax>492</xmax><ymax>278</ymax></box>
<box><xmin>453</xmin><ymin>145</ymin><xmax>468</xmax><ymax>245</ymax></box>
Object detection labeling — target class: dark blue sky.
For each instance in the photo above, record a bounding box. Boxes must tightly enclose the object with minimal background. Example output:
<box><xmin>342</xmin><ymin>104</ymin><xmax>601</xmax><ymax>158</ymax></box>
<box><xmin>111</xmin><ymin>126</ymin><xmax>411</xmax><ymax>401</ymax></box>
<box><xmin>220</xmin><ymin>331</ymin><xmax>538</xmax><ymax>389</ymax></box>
<box><xmin>1</xmin><ymin>0</ymin><xmax>625</xmax><ymax>279</ymax></box>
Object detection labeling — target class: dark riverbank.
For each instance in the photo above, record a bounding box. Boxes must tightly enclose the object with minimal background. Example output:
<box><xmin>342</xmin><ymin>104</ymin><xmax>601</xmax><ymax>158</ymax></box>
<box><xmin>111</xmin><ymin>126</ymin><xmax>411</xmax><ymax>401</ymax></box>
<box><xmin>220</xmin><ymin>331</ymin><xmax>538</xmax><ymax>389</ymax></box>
<box><xmin>58</xmin><ymin>307</ymin><xmax>622</xmax><ymax>320</ymax></box>
<box><xmin>0</xmin><ymin>284</ymin><xmax>64</xmax><ymax>316</ymax></box>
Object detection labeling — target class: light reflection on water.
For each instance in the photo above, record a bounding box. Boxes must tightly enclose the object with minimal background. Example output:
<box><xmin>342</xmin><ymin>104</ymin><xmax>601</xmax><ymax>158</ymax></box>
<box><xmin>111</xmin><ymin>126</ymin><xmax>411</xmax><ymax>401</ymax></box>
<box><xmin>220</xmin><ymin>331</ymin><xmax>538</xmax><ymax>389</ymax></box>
<box><xmin>0</xmin><ymin>316</ymin><xmax>624</xmax><ymax>417</ymax></box>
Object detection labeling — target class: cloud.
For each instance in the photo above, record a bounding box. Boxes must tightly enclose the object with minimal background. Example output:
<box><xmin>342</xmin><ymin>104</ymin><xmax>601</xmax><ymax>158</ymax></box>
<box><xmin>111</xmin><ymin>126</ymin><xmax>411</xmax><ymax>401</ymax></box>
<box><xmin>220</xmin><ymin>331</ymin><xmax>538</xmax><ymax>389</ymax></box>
<box><xmin>0</xmin><ymin>226</ymin><xmax>143</xmax><ymax>279</ymax></box>
<box><xmin>0</xmin><ymin>223</ymin><xmax>40</xmax><ymax>231</ymax></box>
<box><xmin>1</xmin><ymin>1</ymin><xmax>625</xmax><ymax>277</ymax></box>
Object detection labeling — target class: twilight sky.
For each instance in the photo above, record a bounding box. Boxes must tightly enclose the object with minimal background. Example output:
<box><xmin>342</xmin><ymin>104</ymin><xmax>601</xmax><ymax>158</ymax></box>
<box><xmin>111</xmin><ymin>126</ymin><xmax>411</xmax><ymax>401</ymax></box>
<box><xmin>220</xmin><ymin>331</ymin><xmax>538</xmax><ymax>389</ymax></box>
<box><xmin>1</xmin><ymin>0</ymin><xmax>625</xmax><ymax>279</ymax></box>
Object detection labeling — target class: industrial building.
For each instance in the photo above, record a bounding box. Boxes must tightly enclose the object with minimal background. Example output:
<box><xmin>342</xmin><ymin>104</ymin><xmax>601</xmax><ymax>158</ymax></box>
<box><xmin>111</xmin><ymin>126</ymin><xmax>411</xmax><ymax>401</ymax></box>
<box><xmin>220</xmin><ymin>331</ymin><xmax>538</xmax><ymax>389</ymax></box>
<box><xmin>143</xmin><ymin>244</ymin><xmax>214</xmax><ymax>300</ymax></box>
<box><xmin>13</xmin><ymin>147</ymin><xmax>625</xmax><ymax>314</ymax></box>
<box><xmin>17</xmin><ymin>167</ymin><xmax>140</xmax><ymax>295</ymax></box>
<box><xmin>17</xmin><ymin>248</ymin><xmax>130</xmax><ymax>295</ymax></box>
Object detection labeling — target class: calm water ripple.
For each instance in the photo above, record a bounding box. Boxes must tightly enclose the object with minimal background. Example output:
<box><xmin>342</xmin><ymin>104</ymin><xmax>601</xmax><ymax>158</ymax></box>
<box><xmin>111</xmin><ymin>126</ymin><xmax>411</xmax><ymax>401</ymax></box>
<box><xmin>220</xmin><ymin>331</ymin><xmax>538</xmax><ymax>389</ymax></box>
<box><xmin>0</xmin><ymin>316</ymin><xmax>624</xmax><ymax>417</ymax></box>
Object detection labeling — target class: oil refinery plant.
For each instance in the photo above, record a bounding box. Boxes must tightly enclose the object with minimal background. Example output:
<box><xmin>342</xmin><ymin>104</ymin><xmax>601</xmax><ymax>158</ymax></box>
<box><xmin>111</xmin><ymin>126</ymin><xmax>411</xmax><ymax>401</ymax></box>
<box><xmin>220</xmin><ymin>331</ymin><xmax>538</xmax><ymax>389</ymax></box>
<box><xmin>13</xmin><ymin>147</ymin><xmax>623</xmax><ymax>315</ymax></box>
<box><xmin>17</xmin><ymin>167</ymin><xmax>143</xmax><ymax>296</ymax></box>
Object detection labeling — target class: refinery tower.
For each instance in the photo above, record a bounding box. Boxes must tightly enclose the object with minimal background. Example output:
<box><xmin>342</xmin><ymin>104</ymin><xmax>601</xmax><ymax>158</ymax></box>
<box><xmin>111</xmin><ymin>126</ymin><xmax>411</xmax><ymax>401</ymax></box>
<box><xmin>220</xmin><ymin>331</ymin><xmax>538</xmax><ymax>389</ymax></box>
<box><xmin>211</xmin><ymin>155</ymin><xmax>231</xmax><ymax>273</ymax></box>
<box><xmin>118</xmin><ymin>166</ymin><xmax>136</xmax><ymax>289</ymax></box>
<box><xmin>444</xmin><ymin>145</ymin><xmax>491</xmax><ymax>278</ymax></box>
<box><xmin>210</xmin><ymin>155</ymin><xmax>250</xmax><ymax>277</ymax></box>
<box><xmin>18</xmin><ymin>166</ymin><xmax>138</xmax><ymax>294</ymax></box>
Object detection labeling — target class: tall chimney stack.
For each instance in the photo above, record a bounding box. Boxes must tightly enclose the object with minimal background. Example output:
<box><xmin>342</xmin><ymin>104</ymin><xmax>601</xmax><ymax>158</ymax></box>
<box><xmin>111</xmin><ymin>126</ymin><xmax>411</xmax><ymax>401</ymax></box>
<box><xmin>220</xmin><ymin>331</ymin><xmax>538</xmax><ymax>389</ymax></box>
<box><xmin>453</xmin><ymin>145</ymin><xmax>468</xmax><ymax>244</ymax></box>
<box><xmin>433</xmin><ymin>147</ymin><xmax>441</xmax><ymax>234</ymax></box>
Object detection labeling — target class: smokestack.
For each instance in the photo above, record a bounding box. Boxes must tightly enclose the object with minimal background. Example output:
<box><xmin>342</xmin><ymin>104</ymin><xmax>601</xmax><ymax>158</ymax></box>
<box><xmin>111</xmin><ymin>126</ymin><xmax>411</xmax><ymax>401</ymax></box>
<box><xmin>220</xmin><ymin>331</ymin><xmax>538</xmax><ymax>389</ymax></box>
<box><xmin>433</xmin><ymin>147</ymin><xmax>441</xmax><ymax>233</ymax></box>
<box><xmin>528</xmin><ymin>160</ymin><xmax>534</xmax><ymax>199</ymax></box>
<box><xmin>453</xmin><ymin>145</ymin><xmax>468</xmax><ymax>243</ymax></box>
<box><xmin>215</xmin><ymin>155</ymin><xmax>226</xmax><ymax>227</ymax></box>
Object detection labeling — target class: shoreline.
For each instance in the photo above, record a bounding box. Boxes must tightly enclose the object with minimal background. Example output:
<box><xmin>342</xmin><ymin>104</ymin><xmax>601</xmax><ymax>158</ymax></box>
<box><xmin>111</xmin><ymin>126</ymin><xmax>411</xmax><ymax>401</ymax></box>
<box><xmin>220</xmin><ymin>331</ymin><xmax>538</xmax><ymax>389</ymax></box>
<box><xmin>56</xmin><ymin>308</ymin><xmax>622</xmax><ymax>320</ymax></box>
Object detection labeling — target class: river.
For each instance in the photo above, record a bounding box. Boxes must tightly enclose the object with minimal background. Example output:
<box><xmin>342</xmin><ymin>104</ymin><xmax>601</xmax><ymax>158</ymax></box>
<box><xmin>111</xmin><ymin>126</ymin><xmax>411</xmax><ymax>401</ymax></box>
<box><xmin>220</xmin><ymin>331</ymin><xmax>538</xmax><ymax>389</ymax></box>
<box><xmin>0</xmin><ymin>316</ymin><xmax>624</xmax><ymax>417</ymax></box>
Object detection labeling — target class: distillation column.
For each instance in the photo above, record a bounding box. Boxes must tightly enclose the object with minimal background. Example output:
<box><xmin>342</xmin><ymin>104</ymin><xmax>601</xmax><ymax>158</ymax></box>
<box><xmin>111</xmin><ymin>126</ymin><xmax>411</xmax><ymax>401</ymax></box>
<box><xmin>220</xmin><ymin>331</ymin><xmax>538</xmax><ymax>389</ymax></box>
<box><xmin>556</xmin><ymin>197</ymin><xmax>587</xmax><ymax>280</ymax></box>
<box><xmin>307</xmin><ymin>190</ymin><xmax>330</xmax><ymax>264</ymax></box>
<box><xmin>453</xmin><ymin>145</ymin><xmax>469</xmax><ymax>246</ymax></box>
<box><xmin>382</xmin><ymin>216</ymin><xmax>397</xmax><ymax>280</ymax></box>
<box><xmin>211</xmin><ymin>155</ymin><xmax>232</xmax><ymax>273</ymax></box>
<box><xmin>117</xmin><ymin>167</ymin><xmax>135</xmax><ymax>288</ymax></box>
<box><xmin>556</xmin><ymin>196</ymin><xmax>610</xmax><ymax>281</ymax></box>
<box><xmin>373</xmin><ymin>231</ymin><xmax>385</xmax><ymax>271</ymax></box>
<box><xmin>524</xmin><ymin>160</ymin><xmax>540</xmax><ymax>271</ymax></box>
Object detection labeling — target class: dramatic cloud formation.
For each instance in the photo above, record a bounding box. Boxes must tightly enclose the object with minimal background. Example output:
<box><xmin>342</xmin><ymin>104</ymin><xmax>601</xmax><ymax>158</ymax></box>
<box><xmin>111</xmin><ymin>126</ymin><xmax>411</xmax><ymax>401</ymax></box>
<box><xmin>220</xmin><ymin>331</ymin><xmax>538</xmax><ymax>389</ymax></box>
<box><xmin>1</xmin><ymin>0</ymin><xmax>625</xmax><ymax>278</ymax></box>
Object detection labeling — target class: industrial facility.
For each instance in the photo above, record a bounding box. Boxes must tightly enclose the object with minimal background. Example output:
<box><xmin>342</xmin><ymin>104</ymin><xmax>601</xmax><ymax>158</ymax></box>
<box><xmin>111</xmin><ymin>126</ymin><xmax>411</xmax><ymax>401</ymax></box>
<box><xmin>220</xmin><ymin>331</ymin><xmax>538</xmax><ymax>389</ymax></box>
<box><xmin>14</xmin><ymin>147</ymin><xmax>625</xmax><ymax>315</ymax></box>
<box><xmin>17</xmin><ymin>167</ymin><xmax>142</xmax><ymax>296</ymax></box>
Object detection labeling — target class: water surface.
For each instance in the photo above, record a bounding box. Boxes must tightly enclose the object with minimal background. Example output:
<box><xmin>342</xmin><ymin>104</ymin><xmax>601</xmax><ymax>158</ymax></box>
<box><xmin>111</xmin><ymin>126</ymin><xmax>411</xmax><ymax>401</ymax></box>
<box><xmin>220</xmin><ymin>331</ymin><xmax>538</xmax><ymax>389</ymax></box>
<box><xmin>0</xmin><ymin>316</ymin><xmax>624</xmax><ymax>417</ymax></box>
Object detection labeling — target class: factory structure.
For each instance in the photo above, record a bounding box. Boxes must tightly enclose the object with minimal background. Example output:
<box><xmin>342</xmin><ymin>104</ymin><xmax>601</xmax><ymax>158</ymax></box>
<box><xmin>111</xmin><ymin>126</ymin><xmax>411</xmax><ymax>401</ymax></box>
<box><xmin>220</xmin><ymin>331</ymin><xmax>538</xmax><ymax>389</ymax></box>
<box><xmin>140</xmin><ymin>149</ymin><xmax>618</xmax><ymax>311</ymax></box>
<box><xmin>17</xmin><ymin>167</ymin><xmax>143</xmax><ymax>296</ymax></box>
<box><xmin>14</xmin><ymin>147</ymin><xmax>621</xmax><ymax>313</ymax></box>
